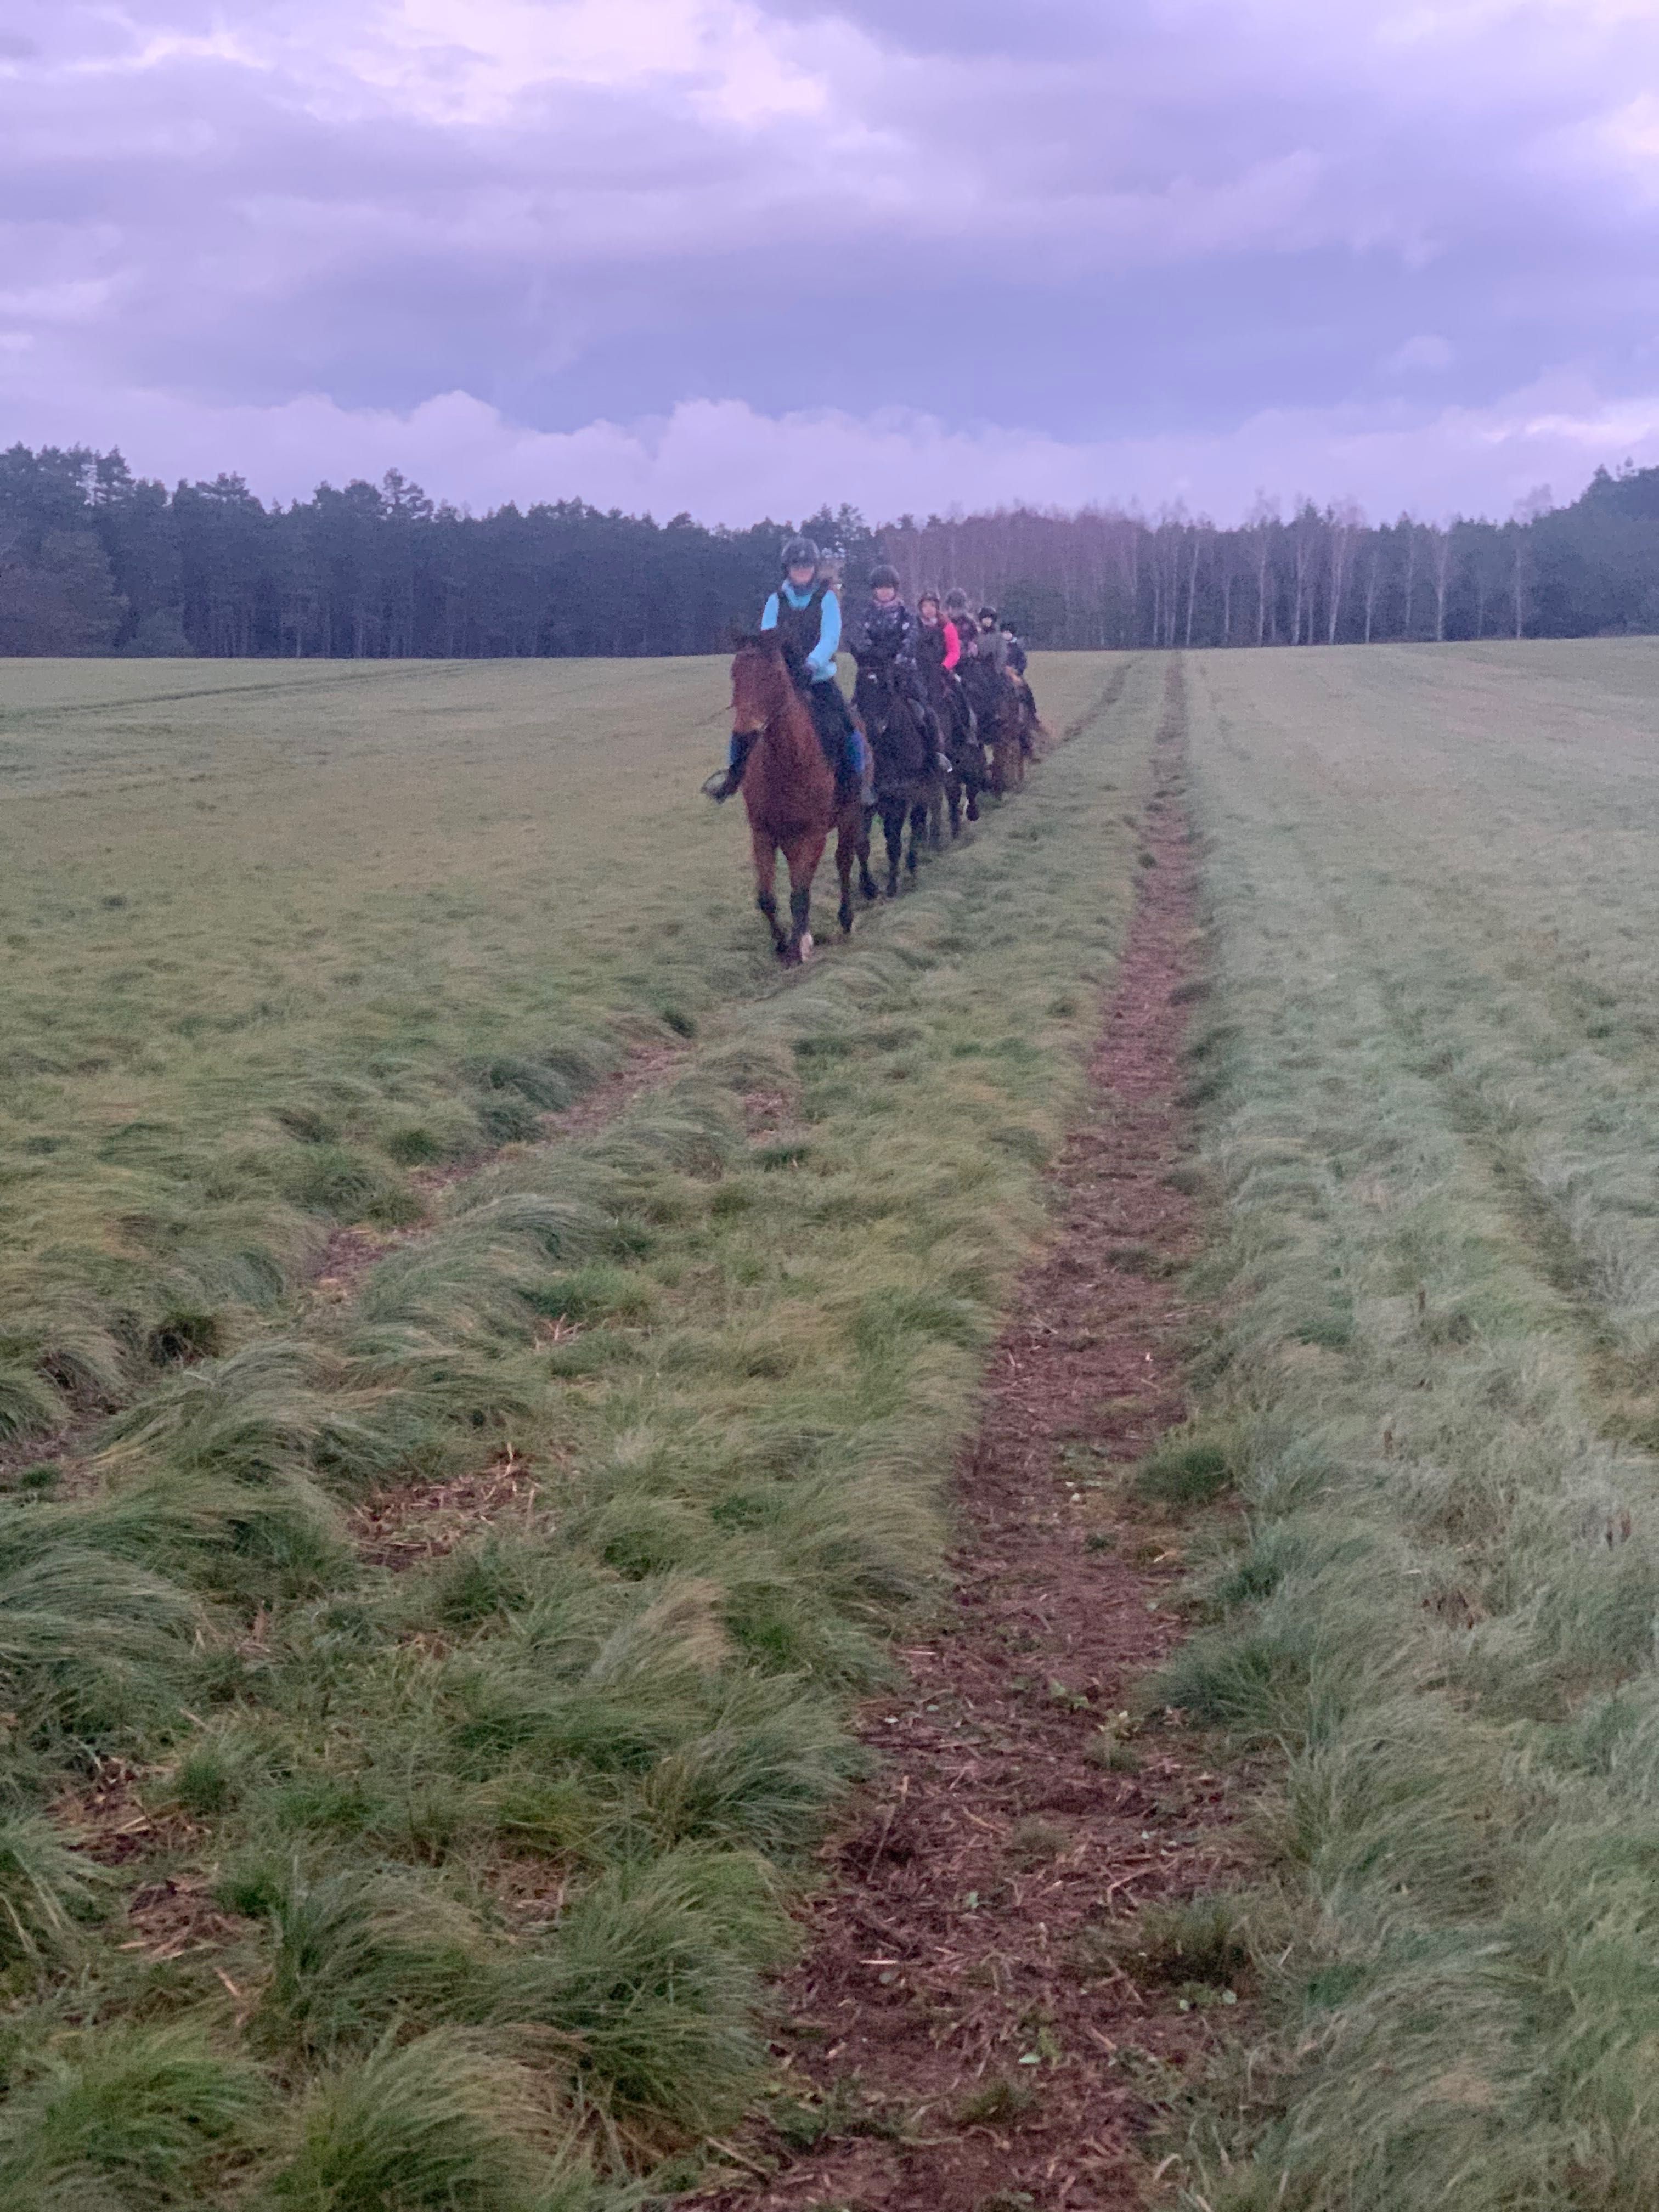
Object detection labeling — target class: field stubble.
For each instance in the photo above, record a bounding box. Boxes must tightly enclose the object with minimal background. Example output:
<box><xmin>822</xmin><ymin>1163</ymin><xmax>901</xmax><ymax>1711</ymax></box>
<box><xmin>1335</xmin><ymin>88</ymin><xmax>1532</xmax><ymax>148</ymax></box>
<box><xmin>0</xmin><ymin>650</ymin><xmax>1153</xmax><ymax>2207</ymax></box>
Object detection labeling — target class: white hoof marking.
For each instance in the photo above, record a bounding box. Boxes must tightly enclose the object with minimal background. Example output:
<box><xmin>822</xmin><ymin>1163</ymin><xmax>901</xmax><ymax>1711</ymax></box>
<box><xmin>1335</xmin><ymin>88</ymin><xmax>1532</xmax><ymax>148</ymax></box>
<box><xmin>799</xmin><ymin>933</ymin><xmax>815</xmax><ymax>962</ymax></box>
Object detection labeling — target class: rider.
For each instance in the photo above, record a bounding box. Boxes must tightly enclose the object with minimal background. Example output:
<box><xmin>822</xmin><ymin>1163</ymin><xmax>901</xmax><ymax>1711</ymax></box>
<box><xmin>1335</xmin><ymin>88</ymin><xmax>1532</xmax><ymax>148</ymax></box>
<box><xmin>850</xmin><ymin>566</ymin><xmax>919</xmax><ymax>686</ymax></box>
<box><xmin>943</xmin><ymin>589</ymin><xmax>977</xmax><ymax>659</ymax></box>
<box><xmin>917</xmin><ymin>591</ymin><xmax>961</xmax><ymax>676</ymax></box>
<box><xmin>851</xmin><ymin>566</ymin><xmax>948</xmax><ymax>770</ymax></box>
<box><xmin>703</xmin><ymin>535</ymin><xmax>869</xmax><ymax>804</ymax></box>
<box><xmin>915</xmin><ymin>591</ymin><xmax>963</xmax><ymax>730</ymax></box>
<box><xmin>974</xmin><ymin>606</ymin><xmax>1009</xmax><ymax>674</ymax></box>
<box><xmin>1001</xmin><ymin>619</ymin><xmax>1040</xmax><ymax>727</ymax></box>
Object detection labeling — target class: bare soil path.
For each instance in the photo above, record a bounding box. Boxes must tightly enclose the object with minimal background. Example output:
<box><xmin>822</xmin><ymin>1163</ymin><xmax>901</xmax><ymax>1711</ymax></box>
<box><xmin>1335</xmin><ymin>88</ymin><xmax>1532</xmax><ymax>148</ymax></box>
<box><xmin>704</xmin><ymin>692</ymin><xmax>1248</xmax><ymax>2212</ymax></box>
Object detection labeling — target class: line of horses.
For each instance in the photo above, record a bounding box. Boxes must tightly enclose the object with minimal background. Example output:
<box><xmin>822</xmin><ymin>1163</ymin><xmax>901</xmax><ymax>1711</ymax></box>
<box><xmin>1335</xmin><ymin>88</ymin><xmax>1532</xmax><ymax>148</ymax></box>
<box><xmin>728</xmin><ymin>633</ymin><xmax>1044</xmax><ymax>966</ymax></box>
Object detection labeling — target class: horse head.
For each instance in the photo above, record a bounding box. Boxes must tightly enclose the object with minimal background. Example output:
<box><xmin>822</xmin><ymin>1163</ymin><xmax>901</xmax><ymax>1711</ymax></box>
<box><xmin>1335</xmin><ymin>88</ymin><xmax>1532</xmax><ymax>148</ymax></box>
<box><xmin>729</xmin><ymin>630</ymin><xmax>800</xmax><ymax>735</ymax></box>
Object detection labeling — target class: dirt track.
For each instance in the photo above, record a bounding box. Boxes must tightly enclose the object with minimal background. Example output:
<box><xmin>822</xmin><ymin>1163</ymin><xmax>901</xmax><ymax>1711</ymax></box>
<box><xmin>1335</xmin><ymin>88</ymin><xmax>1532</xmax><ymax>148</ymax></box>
<box><xmin>704</xmin><ymin>686</ymin><xmax>1249</xmax><ymax>2211</ymax></box>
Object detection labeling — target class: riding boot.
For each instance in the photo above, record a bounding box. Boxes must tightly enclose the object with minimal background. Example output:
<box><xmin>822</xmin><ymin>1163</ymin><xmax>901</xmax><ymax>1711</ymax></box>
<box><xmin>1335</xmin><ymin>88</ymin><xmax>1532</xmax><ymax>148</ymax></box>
<box><xmin>701</xmin><ymin>731</ymin><xmax>754</xmax><ymax>803</ymax></box>
<box><xmin>847</xmin><ymin>729</ymin><xmax>874</xmax><ymax>808</ymax></box>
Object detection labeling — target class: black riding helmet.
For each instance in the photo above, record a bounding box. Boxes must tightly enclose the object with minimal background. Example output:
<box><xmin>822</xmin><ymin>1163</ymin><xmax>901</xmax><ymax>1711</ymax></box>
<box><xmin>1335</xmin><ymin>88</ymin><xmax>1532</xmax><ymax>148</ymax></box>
<box><xmin>978</xmin><ymin>606</ymin><xmax>999</xmax><ymax>626</ymax></box>
<box><xmin>781</xmin><ymin>535</ymin><xmax>819</xmax><ymax>573</ymax></box>
<box><xmin>868</xmin><ymin>563</ymin><xmax>901</xmax><ymax>591</ymax></box>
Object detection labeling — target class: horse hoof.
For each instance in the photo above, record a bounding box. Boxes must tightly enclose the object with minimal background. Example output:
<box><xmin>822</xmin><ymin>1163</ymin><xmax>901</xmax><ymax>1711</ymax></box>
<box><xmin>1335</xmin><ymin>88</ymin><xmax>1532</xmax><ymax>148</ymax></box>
<box><xmin>798</xmin><ymin>933</ymin><xmax>814</xmax><ymax>963</ymax></box>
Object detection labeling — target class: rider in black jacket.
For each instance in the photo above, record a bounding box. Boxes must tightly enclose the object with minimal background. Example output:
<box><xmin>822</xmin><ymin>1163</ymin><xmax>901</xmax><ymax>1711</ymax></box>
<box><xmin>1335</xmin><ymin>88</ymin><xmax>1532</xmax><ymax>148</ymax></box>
<box><xmin>851</xmin><ymin>567</ymin><xmax>947</xmax><ymax>770</ymax></box>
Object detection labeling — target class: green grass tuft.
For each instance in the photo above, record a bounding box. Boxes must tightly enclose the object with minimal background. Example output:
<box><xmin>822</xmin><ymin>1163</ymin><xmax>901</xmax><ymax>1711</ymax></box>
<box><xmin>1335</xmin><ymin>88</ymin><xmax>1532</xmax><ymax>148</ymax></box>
<box><xmin>268</xmin><ymin>2030</ymin><xmax>556</xmax><ymax>2212</ymax></box>
<box><xmin>487</xmin><ymin>1847</ymin><xmax>788</xmax><ymax>2142</ymax></box>
<box><xmin>251</xmin><ymin>1866</ymin><xmax>494</xmax><ymax>2061</ymax></box>
<box><xmin>0</xmin><ymin>1365</ymin><xmax>63</xmax><ymax>1446</ymax></box>
<box><xmin>1110</xmin><ymin>1894</ymin><xmax>1251</xmax><ymax>1989</ymax></box>
<box><xmin>0</xmin><ymin>2019</ymin><xmax>273</xmax><ymax>2203</ymax></box>
<box><xmin>0</xmin><ymin>1814</ymin><xmax>109</xmax><ymax>1967</ymax></box>
<box><xmin>1133</xmin><ymin>1429</ymin><xmax>1237</xmax><ymax>1508</ymax></box>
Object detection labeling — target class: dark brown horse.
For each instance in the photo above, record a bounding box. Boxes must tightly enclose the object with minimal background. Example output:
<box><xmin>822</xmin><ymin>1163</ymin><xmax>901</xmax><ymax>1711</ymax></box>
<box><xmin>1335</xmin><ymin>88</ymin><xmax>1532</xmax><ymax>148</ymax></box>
<box><xmin>854</xmin><ymin>657</ymin><xmax>934</xmax><ymax>897</ymax></box>
<box><xmin>938</xmin><ymin>675</ymin><xmax>987</xmax><ymax>833</ymax></box>
<box><xmin>730</xmin><ymin>636</ymin><xmax>867</xmax><ymax>963</ymax></box>
<box><xmin>964</xmin><ymin>659</ymin><xmax>1025</xmax><ymax>797</ymax></box>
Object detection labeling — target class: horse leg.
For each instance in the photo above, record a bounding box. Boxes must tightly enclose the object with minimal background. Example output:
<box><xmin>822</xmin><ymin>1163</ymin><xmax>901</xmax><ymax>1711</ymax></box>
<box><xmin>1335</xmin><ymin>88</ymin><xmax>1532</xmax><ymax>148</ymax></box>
<box><xmin>834</xmin><ymin>812</ymin><xmax>857</xmax><ymax>934</ymax></box>
<box><xmin>751</xmin><ymin>829</ymin><xmax>787</xmax><ymax>959</ymax></box>
<box><xmin>857</xmin><ymin>807</ymin><xmax>878</xmax><ymax>901</ymax></box>
<box><xmin>782</xmin><ymin>830</ymin><xmax>827</xmax><ymax>964</ymax></box>
<box><xmin>881</xmin><ymin>804</ymin><xmax>903</xmax><ymax>897</ymax></box>
<box><xmin>907</xmin><ymin>800</ymin><xmax>926</xmax><ymax>878</ymax></box>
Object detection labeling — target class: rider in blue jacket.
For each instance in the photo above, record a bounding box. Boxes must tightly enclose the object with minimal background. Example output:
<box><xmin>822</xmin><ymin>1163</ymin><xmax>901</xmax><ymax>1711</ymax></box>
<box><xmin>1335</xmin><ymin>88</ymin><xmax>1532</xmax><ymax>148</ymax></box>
<box><xmin>703</xmin><ymin>537</ymin><xmax>870</xmax><ymax>803</ymax></box>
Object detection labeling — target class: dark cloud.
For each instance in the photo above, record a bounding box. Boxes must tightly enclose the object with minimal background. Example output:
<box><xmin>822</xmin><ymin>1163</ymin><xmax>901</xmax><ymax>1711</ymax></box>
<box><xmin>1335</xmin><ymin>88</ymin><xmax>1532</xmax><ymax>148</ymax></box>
<box><xmin>2</xmin><ymin>0</ymin><xmax>1657</xmax><ymax>516</ymax></box>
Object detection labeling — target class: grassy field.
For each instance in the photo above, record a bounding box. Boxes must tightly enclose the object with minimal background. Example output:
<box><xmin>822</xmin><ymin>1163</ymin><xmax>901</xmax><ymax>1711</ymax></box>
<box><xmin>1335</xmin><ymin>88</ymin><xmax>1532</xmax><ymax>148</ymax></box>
<box><xmin>1165</xmin><ymin>638</ymin><xmax>1659</xmax><ymax>2209</ymax></box>
<box><xmin>0</xmin><ymin>652</ymin><xmax>1114</xmax><ymax>1451</ymax></box>
<box><xmin>0</xmin><ymin>649</ymin><xmax>1149</xmax><ymax>2205</ymax></box>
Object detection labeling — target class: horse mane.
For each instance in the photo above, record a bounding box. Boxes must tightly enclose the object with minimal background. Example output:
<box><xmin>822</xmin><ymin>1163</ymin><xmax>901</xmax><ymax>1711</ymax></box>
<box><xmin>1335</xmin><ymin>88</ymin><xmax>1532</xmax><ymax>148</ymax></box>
<box><xmin>731</xmin><ymin>627</ymin><xmax>808</xmax><ymax>684</ymax></box>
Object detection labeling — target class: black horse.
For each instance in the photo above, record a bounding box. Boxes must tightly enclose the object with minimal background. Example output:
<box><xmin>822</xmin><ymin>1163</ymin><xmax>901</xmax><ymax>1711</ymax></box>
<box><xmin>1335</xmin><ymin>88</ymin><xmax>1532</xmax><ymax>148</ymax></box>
<box><xmin>938</xmin><ymin>674</ymin><xmax>986</xmax><ymax>833</ymax></box>
<box><xmin>853</xmin><ymin>658</ymin><xmax>934</xmax><ymax>897</ymax></box>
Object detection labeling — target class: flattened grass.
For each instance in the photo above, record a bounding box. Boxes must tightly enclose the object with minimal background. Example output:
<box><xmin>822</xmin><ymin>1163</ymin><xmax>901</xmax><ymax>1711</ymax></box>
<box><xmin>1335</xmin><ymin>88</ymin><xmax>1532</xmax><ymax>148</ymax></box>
<box><xmin>0</xmin><ymin>652</ymin><xmax>1149</xmax><ymax>2199</ymax></box>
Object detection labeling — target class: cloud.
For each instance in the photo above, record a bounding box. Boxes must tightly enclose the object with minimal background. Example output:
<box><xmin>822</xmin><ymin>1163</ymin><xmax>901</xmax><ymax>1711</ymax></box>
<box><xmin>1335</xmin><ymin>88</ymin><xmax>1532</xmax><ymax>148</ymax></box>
<box><xmin>5</xmin><ymin>367</ymin><xmax>1656</xmax><ymax>527</ymax></box>
<box><xmin>3</xmin><ymin>0</ymin><xmax>1659</xmax><ymax>517</ymax></box>
<box><xmin>1384</xmin><ymin>335</ymin><xmax>1457</xmax><ymax>376</ymax></box>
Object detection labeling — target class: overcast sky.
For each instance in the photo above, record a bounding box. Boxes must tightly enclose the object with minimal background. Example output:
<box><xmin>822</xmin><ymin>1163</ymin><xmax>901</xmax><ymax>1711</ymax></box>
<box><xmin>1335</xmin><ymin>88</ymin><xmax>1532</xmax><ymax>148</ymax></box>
<box><xmin>3</xmin><ymin>0</ymin><xmax>1658</xmax><ymax>522</ymax></box>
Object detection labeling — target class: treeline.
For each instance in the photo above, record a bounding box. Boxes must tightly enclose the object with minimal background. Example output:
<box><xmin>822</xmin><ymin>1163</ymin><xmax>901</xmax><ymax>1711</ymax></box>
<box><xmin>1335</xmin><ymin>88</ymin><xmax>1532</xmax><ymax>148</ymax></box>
<box><xmin>0</xmin><ymin>444</ymin><xmax>879</xmax><ymax>660</ymax></box>
<box><xmin>884</xmin><ymin>471</ymin><xmax>1659</xmax><ymax>650</ymax></box>
<box><xmin>2</xmin><ymin>437</ymin><xmax>1657</xmax><ymax>657</ymax></box>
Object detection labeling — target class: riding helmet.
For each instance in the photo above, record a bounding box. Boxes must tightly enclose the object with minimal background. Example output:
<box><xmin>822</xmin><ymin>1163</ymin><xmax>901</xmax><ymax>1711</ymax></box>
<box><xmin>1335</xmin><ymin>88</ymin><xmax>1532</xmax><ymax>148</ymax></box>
<box><xmin>978</xmin><ymin>606</ymin><xmax>999</xmax><ymax>625</ymax></box>
<box><xmin>780</xmin><ymin>535</ymin><xmax>819</xmax><ymax>573</ymax></box>
<box><xmin>868</xmin><ymin>563</ymin><xmax>901</xmax><ymax>591</ymax></box>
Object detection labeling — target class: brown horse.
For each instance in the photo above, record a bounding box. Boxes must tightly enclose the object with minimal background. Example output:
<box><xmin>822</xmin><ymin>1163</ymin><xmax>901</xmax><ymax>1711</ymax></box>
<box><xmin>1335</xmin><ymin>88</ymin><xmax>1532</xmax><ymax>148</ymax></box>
<box><xmin>963</xmin><ymin>658</ymin><xmax>1024</xmax><ymax>797</ymax></box>
<box><xmin>991</xmin><ymin>686</ymin><xmax>1028</xmax><ymax>794</ymax></box>
<box><xmin>730</xmin><ymin>636</ymin><xmax>867</xmax><ymax>964</ymax></box>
